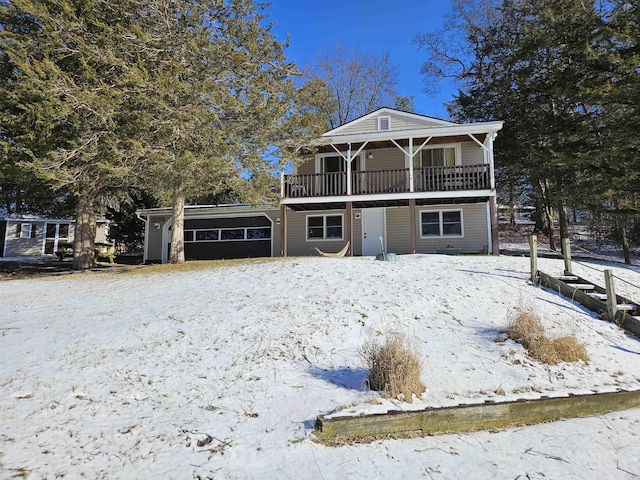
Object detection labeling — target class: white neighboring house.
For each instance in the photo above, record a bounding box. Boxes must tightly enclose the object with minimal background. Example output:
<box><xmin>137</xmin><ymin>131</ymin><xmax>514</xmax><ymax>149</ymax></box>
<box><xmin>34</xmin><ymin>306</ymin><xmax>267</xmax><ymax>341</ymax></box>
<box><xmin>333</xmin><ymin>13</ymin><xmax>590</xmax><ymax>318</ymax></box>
<box><xmin>0</xmin><ymin>214</ymin><xmax>110</xmax><ymax>258</ymax></box>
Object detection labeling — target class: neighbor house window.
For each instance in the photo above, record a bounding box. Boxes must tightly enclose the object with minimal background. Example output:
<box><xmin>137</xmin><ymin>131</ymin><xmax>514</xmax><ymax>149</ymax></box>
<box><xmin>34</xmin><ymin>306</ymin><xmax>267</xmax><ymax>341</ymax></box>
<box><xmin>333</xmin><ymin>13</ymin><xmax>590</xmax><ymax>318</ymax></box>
<box><xmin>17</xmin><ymin>223</ymin><xmax>34</xmax><ymax>239</ymax></box>
<box><xmin>420</xmin><ymin>146</ymin><xmax>457</xmax><ymax>167</ymax></box>
<box><xmin>307</xmin><ymin>214</ymin><xmax>343</xmax><ymax>240</ymax></box>
<box><xmin>378</xmin><ymin>116</ymin><xmax>390</xmax><ymax>131</ymax></box>
<box><xmin>420</xmin><ymin>210</ymin><xmax>463</xmax><ymax>237</ymax></box>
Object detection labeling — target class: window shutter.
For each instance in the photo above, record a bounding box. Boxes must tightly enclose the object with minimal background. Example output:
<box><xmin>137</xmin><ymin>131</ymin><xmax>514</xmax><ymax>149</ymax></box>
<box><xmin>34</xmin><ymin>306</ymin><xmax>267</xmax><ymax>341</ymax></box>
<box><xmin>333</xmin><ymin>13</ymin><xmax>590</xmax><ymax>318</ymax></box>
<box><xmin>15</xmin><ymin>223</ymin><xmax>21</xmax><ymax>238</ymax></box>
<box><xmin>31</xmin><ymin>224</ymin><xmax>37</xmax><ymax>238</ymax></box>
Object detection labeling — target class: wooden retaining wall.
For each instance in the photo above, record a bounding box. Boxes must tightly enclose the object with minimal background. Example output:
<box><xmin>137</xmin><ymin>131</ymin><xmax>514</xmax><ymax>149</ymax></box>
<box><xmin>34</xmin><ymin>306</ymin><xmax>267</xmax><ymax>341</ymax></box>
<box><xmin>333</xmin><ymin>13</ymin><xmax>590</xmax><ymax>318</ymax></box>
<box><xmin>316</xmin><ymin>389</ymin><xmax>640</xmax><ymax>443</ymax></box>
<box><xmin>538</xmin><ymin>271</ymin><xmax>640</xmax><ymax>338</ymax></box>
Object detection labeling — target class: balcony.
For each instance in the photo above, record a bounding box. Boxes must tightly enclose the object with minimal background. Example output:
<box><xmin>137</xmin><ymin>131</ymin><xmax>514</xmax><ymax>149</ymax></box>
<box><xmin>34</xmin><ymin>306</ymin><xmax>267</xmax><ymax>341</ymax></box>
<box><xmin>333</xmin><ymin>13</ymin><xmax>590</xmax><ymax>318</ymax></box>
<box><xmin>283</xmin><ymin>164</ymin><xmax>491</xmax><ymax>199</ymax></box>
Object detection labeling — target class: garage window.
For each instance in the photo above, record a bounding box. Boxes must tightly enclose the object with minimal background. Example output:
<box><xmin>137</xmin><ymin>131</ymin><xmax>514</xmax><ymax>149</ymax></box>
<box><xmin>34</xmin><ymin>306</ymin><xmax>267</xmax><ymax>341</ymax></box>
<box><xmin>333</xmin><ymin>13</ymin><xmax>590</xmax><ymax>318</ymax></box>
<box><xmin>185</xmin><ymin>226</ymin><xmax>271</xmax><ymax>242</ymax></box>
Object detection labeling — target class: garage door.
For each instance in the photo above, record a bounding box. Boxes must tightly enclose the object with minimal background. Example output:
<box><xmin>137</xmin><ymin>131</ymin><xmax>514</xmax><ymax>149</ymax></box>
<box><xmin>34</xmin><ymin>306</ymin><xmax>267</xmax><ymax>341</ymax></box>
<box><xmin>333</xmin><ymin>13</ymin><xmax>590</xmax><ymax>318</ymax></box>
<box><xmin>181</xmin><ymin>216</ymin><xmax>272</xmax><ymax>260</ymax></box>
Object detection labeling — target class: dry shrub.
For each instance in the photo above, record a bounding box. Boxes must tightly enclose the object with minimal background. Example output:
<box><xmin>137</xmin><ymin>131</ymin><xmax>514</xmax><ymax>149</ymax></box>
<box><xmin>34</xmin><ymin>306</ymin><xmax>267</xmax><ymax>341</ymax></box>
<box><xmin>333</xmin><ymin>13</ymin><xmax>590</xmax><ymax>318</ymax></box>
<box><xmin>506</xmin><ymin>309</ymin><xmax>545</xmax><ymax>348</ymax></box>
<box><xmin>361</xmin><ymin>334</ymin><xmax>425</xmax><ymax>402</ymax></box>
<box><xmin>506</xmin><ymin>309</ymin><xmax>589</xmax><ymax>365</ymax></box>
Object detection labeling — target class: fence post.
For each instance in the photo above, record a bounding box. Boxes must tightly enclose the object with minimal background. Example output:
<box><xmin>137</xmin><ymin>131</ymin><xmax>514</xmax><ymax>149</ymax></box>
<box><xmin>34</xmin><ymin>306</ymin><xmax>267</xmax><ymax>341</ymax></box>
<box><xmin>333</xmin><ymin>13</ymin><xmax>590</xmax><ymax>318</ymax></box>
<box><xmin>604</xmin><ymin>269</ymin><xmax>617</xmax><ymax>323</ymax></box>
<box><xmin>562</xmin><ymin>238</ymin><xmax>572</xmax><ymax>275</ymax></box>
<box><xmin>529</xmin><ymin>235</ymin><xmax>538</xmax><ymax>283</ymax></box>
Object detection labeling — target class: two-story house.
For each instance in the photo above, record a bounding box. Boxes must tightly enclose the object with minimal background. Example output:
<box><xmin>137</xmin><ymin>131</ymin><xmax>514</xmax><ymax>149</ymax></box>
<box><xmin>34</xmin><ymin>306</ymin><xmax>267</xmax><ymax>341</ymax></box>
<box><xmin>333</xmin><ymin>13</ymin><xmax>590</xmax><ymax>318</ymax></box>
<box><xmin>138</xmin><ymin>108</ymin><xmax>503</xmax><ymax>263</ymax></box>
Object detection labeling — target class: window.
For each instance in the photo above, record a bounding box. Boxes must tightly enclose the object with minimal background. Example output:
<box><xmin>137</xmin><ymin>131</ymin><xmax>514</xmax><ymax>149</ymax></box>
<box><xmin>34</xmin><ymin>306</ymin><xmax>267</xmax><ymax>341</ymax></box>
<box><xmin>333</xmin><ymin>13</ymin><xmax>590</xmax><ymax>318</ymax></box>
<box><xmin>320</xmin><ymin>155</ymin><xmax>361</xmax><ymax>173</ymax></box>
<box><xmin>307</xmin><ymin>215</ymin><xmax>343</xmax><ymax>240</ymax></box>
<box><xmin>378</xmin><ymin>116</ymin><xmax>390</xmax><ymax>131</ymax></box>
<box><xmin>220</xmin><ymin>228</ymin><xmax>244</xmax><ymax>240</ymax></box>
<box><xmin>185</xmin><ymin>227</ymin><xmax>271</xmax><ymax>242</ymax></box>
<box><xmin>420</xmin><ymin>210</ymin><xmax>463</xmax><ymax>237</ymax></box>
<box><xmin>195</xmin><ymin>230</ymin><xmax>219</xmax><ymax>241</ymax></box>
<box><xmin>17</xmin><ymin>223</ymin><xmax>33</xmax><ymax>239</ymax></box>
<box><xmin>420</xmin><ymin>146</ymin><xmax>457</xmax><ymax>167</ymax></box>
<box><xmin>247</xmin><ymin>227</ymin><xmax>271</xmax><ymax>239</ymax></box>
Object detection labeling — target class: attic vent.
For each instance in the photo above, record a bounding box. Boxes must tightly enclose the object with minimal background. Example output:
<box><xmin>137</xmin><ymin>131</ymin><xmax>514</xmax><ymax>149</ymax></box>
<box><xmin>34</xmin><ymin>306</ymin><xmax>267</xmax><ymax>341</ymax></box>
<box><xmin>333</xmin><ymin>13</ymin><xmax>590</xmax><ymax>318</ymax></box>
<box><xmin>378</xmin><ymin>116</ymin><xmax>390</xmax><ymax>131</ymax></box>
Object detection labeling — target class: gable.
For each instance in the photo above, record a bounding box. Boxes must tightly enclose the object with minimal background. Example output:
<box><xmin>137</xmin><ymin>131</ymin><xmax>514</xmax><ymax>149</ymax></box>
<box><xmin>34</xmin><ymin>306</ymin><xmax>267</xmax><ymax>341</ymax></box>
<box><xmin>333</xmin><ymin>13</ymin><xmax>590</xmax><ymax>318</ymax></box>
<box><xmin>324</xmin><ymin>108</ymin><xmax>456</xmax><ymax>137</ymax></box>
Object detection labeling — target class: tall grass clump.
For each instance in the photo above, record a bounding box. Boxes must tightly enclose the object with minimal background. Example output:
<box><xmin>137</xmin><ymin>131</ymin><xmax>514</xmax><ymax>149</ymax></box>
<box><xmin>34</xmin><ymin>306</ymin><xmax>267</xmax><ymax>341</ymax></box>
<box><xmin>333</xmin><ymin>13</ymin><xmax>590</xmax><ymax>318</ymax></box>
<box><xmin>506</xmin><ymin>308</ymin><xmax>589</xmax><ymax>365</ymax></box>
<box><xmin>360</xmin><ymin>334</ymin><xmax>425</xmax><ymax>402</ymax></box>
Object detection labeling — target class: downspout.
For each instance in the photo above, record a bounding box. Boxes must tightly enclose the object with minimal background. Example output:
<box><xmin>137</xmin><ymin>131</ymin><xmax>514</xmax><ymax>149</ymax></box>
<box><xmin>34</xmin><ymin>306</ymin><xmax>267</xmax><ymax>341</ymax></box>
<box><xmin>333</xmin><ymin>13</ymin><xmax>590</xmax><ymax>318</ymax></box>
<box><xmin>136</xmin><ymin>212</ymin><xmax>149</xmax><ymax>264</ymax></box>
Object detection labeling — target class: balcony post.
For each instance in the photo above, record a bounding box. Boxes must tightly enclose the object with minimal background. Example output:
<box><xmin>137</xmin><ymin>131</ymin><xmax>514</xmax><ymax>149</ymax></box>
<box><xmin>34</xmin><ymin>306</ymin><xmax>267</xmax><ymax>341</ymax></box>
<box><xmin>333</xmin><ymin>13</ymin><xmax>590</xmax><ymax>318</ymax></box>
<box><xmin>280</xmin><ymin>170</ymin><xmax>285</xmax><ymax>198</ymax></box>
<box><xmin>487</xmin><ymin>132</ymin><xmax>497</xmax><ymax>190</ymax></box>
<box><xmin>346</xmin><ymin>144</ymin><xmax>352</xmax><ymax>195</ymax></box>
<box><xmin>408</xmin><ymin>137</ymin><xmax>415</xmax><ymax>193</ymax></box>
<box><xmin>346</xmin><ymin>201</ymin><xmax>353</xmax><ymax>256</ymax></box>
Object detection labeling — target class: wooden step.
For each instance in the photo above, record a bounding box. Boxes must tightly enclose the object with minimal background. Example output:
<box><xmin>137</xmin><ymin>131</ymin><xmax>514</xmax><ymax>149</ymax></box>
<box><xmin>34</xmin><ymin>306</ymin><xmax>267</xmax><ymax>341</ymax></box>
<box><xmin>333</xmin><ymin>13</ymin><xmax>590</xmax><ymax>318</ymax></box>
<box><xmin>565</xmin><ymin>283</ymin><xmax>595</xmax><ymax>290</ymax></box>
<box><xmin>589</xmin><ymin>293</ymin><xmax>608</xmax><ymax>300</ymax></box>
<box><xmin>557</xmin><ymin>276</ymin><xmax>579</xmax><ymax>281</ymax></box>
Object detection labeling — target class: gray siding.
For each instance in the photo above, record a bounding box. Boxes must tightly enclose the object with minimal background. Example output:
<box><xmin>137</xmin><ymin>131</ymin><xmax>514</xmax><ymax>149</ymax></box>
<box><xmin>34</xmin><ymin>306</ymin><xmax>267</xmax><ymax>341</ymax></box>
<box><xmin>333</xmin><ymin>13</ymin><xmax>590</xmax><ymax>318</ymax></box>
<box><xmin>4</xmin><ymin>222</ymin><xmax>42</xmax><ymax>256</ymax></box>
<box><xmin>386</xmin><ymin>207</ymin><xmax>412</xmax><ymax>254</ymax></box>
<box><xmin>416</xmin><ymin>203</ymin><xmax>489</xmax><ymax>254</ymax></box>
<box><xmin>286</xmin><ymin>209</ymin><xmax>349</xmax><ymax>256</ymax></box>
<box><xmin>365</xmin><ymin>147</ymin><xmax>405</xmax><ymax>170</ymax></box>
<box><xmin>333</xmin><ymin>112</ymin><xmax>447</xmax><ymax>136</ymax></box>
<box><xmin>385</xmin><ymin>203</ymin><xmax>489</xmax><ymax>255</ymax></box>
<box><xmin>147</xmin><ymin>215</ymin><xmax>169</xmax><ymax>261</ymax></box>
<box><xmin>297</xmin><ymin>157</ymin><xmax>315</xmax><ymax>176</ymax></box>
<box><xmin>461</xmin><ymin>141</ymin><xmax>484</xmax><ymax>166</ymax></box>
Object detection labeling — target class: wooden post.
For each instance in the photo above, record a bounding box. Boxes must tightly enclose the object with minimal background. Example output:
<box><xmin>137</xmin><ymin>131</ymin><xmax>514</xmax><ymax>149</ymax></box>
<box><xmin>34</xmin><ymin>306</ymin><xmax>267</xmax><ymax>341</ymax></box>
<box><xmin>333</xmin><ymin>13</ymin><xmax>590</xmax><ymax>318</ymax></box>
<box><xmin>562</xmin><ymin>237</ymin><xmax>572</xmax><ymax>275</ymax></box>
<box><xmin>529</xmin><ymin>235</ymin><xmax>538</xmax><ymax>283</ymax></box>
<box><xmin>409</xmin><ymin>199</ymin><xmax>416</xmax><ymax>254</ymax></box>
<box><xmin>604</xmin><ymin>269</ymin><xmax>617</xmax><ymax>323</ymax></box>
<box><xmin>346</xmin><ymin>201</ymin><xmax>353</xmax><ymax>256</ymax></box>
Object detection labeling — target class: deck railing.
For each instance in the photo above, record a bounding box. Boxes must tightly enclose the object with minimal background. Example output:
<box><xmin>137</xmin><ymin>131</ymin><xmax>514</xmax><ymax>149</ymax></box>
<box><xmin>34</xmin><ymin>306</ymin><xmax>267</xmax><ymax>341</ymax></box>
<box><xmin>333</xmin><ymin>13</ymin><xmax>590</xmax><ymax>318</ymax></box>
<box><xmin>283</xmin><ymin>164</ymin><xmax>491</xmax><ymax>198</ymax></box>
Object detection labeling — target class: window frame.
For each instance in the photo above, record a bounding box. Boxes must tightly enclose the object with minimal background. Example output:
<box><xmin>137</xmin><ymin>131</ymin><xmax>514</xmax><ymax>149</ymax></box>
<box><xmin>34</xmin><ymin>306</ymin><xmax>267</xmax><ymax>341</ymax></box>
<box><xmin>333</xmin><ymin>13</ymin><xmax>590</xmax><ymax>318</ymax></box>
<box><xmin>305</xmin><ymin>214</ymin><xmax>344</xmax><ymax>241</ymax></box>
<box><xmin>378</xmin><ymin>116</ymin><xmax>391</xmax><ymax>131</ymax></box>
<box><xmin>419</xmin><ymin>209</ymin><xmax>464</xmax><ymax>238</ymax></box>
<box><xmin>418</xmin><ymin>143</ymin><xmax>462</xmax><ymax>167</ymax></box>
<box><xmin>18</xmin><ymin>223</ymin><xmax>33</xmax><ymax>239</ymax></box>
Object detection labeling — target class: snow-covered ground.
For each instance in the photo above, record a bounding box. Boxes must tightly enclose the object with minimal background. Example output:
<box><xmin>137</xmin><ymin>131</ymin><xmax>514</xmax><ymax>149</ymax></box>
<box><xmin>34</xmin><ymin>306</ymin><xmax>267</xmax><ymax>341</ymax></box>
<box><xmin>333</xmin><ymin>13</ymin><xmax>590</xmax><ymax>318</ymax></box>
<box><xmin>1</xmin><ymin>255</ymin><xmax>640</xmax><ymax>479</ymax></box>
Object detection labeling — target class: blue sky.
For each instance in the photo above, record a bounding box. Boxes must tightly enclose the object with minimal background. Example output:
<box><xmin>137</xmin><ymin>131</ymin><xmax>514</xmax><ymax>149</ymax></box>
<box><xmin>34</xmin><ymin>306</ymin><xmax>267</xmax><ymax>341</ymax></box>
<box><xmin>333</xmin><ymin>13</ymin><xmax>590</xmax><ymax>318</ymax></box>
<box><xmin>266</xmin><ymin>0</ymin><xmax>457</xmax><ymax>120</ymax></box>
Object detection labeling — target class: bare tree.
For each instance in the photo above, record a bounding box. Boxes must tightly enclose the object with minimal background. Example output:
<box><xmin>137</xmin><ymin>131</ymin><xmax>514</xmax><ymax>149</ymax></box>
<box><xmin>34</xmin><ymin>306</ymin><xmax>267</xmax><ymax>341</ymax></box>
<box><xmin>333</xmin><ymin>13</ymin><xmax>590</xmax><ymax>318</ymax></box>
<box><xmin>305</xmin><ymin>43</ymin><xmax>399</xmax><ymax>128</ymax></box>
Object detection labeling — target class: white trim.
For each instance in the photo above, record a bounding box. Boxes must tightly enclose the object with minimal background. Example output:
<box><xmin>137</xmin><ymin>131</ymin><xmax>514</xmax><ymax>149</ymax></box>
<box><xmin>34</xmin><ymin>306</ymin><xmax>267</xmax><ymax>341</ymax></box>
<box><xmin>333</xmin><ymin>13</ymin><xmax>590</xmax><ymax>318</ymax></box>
<box><xmin>324</xmin><ymin>107</ymin><xmax>457</xmax><ymax>135</ymax></box>
<box><xmin>418</xmin><ymin>143</ymin><xmax>462</xmax><ymax>166</ymax></box>
<box><xmin>160</xmin><ymin>217</ymin><xmax>172</xmax><ymax>264</ymax></box>
<box><xmin>305</xmin><ymin>213</ymin><xmax>344</xmax><ymax>242</ymax></box>
<box><xmin>322</xmin><ymin>122</ymin><xmax>504</xmax><ymax>145</ymax></box>
<box><xmin>19</xmin><ymin>223</ymin><xmax>32</xmax><ymax>239</ymax></box>
<box><xmin>419</xmin><ymin>209</ymin><xmax>464</xmax><ymax>238</ymax></box>
<box><xmin>281</xmin><ymin>190</ymin><xmax>494</xmax><ymax>206</ymax></box>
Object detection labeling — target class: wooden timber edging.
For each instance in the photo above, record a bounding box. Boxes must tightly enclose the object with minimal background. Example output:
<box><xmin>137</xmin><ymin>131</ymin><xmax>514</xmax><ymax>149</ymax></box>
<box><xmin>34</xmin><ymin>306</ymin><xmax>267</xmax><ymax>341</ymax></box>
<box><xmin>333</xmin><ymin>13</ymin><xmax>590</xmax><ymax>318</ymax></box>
<box><xmin>315</xmin><ymin>389</ymin><xmax>640</xmax><ymax>443</ymax></box>
<box><xmin>537</xmin><ymin>271</ymin><xmax>640</xmax><ymax>338</ymax></box>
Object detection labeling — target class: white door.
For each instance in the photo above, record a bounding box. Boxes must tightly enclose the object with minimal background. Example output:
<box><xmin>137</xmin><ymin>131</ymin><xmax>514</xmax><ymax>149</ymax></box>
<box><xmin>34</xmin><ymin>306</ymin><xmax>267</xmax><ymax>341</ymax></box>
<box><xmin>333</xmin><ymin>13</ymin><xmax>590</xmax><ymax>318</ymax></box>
<box><xmin>362</xmin><ymin>208</ymin><xmax>386</xmax><ymax>256</ymax></box>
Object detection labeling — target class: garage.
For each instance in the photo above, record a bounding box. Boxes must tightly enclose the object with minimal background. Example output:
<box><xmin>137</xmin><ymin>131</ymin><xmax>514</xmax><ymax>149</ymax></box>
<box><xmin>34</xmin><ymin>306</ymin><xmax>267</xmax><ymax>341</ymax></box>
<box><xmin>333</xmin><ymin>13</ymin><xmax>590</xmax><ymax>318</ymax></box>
<box><xmin>181</xmin><ymin>215</ymin><xmax>272</xmax><ymax>260</ymax></box>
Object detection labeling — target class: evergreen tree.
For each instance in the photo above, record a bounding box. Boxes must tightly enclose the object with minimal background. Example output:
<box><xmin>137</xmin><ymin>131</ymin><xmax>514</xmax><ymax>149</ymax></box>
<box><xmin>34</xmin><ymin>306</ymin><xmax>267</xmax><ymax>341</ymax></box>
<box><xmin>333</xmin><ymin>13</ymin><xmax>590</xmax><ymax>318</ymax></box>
<box><xmin>0</xmin><ymin>0</ymin><xmax>147</xmax><ymax>269</ymax></box>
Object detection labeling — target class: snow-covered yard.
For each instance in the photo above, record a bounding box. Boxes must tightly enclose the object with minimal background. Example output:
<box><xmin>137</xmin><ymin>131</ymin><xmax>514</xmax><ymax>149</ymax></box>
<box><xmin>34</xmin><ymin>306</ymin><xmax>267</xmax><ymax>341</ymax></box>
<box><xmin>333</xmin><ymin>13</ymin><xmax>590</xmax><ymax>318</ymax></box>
<box><xmin>1</xmin><ymin>255</ymin><xmax>640</xmax><ymax>479</ymax></box>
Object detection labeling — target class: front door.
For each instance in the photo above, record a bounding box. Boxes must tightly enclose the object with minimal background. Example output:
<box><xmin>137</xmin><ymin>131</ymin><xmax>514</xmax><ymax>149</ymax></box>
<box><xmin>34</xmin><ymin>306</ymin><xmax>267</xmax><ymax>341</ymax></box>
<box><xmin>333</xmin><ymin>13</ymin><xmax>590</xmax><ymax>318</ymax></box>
<box><xmin>362</xmin><ymin>208</ymin><xmax>386</xmax><ymax>256</ymax></box>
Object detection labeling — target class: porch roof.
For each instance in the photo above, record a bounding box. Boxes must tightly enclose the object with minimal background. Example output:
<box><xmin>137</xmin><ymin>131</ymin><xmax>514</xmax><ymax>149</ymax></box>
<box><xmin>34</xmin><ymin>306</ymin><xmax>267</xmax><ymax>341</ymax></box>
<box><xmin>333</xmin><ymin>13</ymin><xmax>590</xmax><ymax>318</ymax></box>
<box><xmin>315</xmin><ymin>120</ymin><xmax>504</xmax><ymax>153</ymax></box>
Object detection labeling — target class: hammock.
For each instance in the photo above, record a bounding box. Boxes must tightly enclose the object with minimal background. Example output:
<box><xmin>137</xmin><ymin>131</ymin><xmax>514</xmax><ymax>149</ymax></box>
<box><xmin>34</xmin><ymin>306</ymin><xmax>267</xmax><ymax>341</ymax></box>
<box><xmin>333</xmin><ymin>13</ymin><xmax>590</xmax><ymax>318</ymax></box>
<box><xmin>314</xmin><ymin>241</ymin><xmax>350</xmax><ymax>258</ymax></box>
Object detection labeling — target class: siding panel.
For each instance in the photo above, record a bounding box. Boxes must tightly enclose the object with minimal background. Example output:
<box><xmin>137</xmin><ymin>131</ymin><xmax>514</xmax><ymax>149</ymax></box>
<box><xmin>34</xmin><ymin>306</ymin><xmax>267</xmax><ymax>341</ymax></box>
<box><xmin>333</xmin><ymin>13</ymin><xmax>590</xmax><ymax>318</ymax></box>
<box><xmin>415</xmin><ymin>203</ymin><xmax>489</xmax><ymax>254</ymax></box>
<box><xmin>461</xmin><ymin>141</ymin><xmax>485</xmax><ymax>166</ymax></box>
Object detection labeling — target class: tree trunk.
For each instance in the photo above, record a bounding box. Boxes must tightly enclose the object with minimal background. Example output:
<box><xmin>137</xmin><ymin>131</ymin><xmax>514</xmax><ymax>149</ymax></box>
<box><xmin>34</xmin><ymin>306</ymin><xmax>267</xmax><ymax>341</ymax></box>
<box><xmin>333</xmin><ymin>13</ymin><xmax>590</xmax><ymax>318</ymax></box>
<box><xmin>169</xmin><ymin>182</ymin><xmax>185</xmax><ymax>264</ymax></box>
<box><xmin>538</xmin><ymin>179</ymin><xmax>556</xmax><ymax>250</ymax></box>
<box><xmin>558</xmin><ymin>199</ymin><xmax>570</xmax><ymax>257</ymax></box>
<box><xmin>614</xmin><ymin>215</ymin><xmax>631</xmax><ymax>265</ymax></box>
<box><xmin>72</xmin><ymin>191</ymin><xmax>97</xmax><ymax>270</ymax></box>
